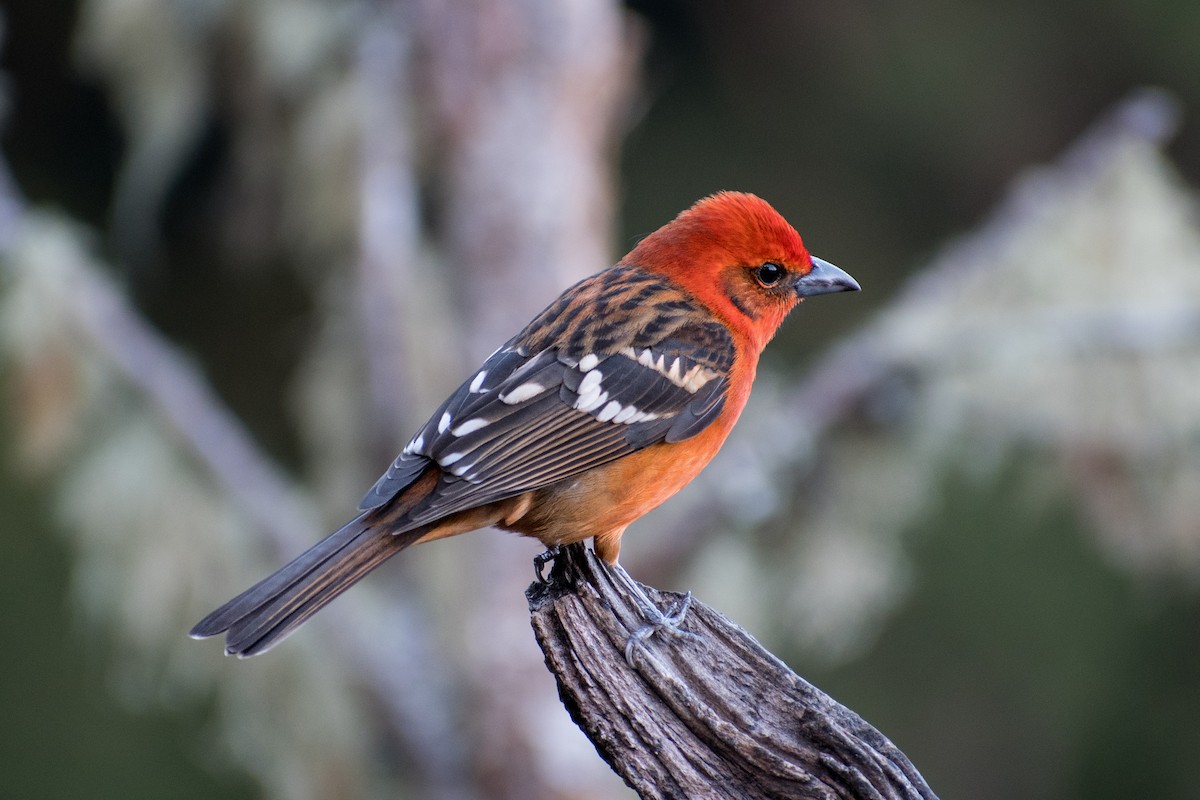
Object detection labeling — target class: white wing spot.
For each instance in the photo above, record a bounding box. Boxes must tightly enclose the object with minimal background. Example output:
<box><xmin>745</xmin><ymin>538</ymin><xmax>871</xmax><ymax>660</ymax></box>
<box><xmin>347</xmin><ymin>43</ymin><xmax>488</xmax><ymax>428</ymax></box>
<box><xmin>577</xmin><ymin>389</ymin><xmax>609</xmax><ymax>413</ymax></box>
<box><xmin>578</xmin><ymin>368</ymin><xmax>603</xmax><ymax>395</ymax></box>
<box><xmin>578</xmin><ymin>353</ymin><xmax>600</xmax><ymax>372</ymax></box>
<box><xmin>404</xmin><ymin>434</ymin><xmax>425</xmax><ymax>454</ymax></box>
<box><xmin>438</xmin><ymin>411</ymin><xmax>452</xmax><ymax>433</ymax></box>
<box><xmin>449</xmin><ymin>461</ymin><xmax>473</xmax><ymax>477</ymax></box>
<box><xmin>440</xmin><ymin>451</ymin><xmax>464</xmax><ymax>466</ymax></box>
<box><xmin>612</xmin><ymin>404</ymin><xmax>639</xmax><ymax>424</ymax></box>
<box><xmin>597</xmin><ymin>400</ymin><xmax>622</xmax><ymax>422</ymax></box>
<box><xmin>500</xmin><ymin>381</ymin><xmax>547</xmax><ymax>405</ymax></box>
<box><xmin>667</xmin><ymin>357</ymin><xmax>683</xmax><ymax>383</ymax></box>
<box><xmin>623</xmin><ymin>346</ymin><xmax>720</xmax><ymax>393</ymax></box>
<box><xmin>469</xmin><ymin>370</ymin><xmax>488</xmax><ymax>393</ymax></box>
<box><xmin>451</xmin><ymin>417</ymin><xmax>490</xmax><ymax>436</ymax></box>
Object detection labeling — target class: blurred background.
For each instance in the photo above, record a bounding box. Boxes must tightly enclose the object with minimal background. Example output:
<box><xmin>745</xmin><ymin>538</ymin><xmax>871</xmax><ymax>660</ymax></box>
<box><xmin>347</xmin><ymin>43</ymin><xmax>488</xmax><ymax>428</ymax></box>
<box><xmin>3</xmin><ymin>1</ymin><xmax>1200</xmax><ymax>799</ymax></box>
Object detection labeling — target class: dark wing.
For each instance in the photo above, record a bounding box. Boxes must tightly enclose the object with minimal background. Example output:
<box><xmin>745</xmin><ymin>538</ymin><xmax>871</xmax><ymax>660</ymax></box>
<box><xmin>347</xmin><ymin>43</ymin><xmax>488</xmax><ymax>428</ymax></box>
<box><xmin>358</xmin><ymin>318</ymin><xmax>735</xmax><ymax>528</ymax></box>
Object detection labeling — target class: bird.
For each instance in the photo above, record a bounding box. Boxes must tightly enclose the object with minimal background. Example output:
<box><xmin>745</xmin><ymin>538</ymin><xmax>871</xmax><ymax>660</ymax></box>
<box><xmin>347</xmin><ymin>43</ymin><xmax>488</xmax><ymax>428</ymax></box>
<box><xmin>190</xmin><ymin>191</ymin><xmax>859</xmax><ymax>657</ymax></box>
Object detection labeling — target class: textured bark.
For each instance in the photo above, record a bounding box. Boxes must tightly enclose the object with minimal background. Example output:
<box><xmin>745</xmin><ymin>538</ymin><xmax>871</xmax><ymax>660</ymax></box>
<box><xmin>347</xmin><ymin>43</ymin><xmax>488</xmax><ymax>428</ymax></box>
<box><xmin>527</xmin><ymin>543</ymin><xmax>938</xmax><ymax>800</ymax></box>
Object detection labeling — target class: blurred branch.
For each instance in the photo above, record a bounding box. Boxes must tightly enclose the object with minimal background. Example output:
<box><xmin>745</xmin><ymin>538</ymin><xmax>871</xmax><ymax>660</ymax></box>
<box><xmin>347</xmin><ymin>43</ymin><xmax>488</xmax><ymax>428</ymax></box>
<box><xmin>0</xmin><ymin>162</ymin><xmax>319</xmax><ymax>559</ymax></box>
<box><xmin>528</xmin><ymin>544</ymin><xmax>939</xmax><ymax>800</ymax></box>
<box><xmin>342</xmin><ymin>9</ymin><xmax>476</xmax><ymax>798</ymax></box>
<box><xmin>633</xmin><ymin>88</ymin><xmax>1191</xmax><ymax>587</ymax></box>
<box><xmin>354</xmin><ymin>5</ymin><xmax>422</xmax><ymax>452</ymax></box>
<box><xmin>0</xmin><ymin>144</ymin><xmax>475</xmax><ymax>800</ymax></box>
<box><xmin>781</xmin><ymin>88</ymin><xmax>1184</xmax><ymax>436</ymax></box>
<box><xmin>64</xmin><ymin>273</ymin><xmax>323</xmax><ymax>554</ymax></box>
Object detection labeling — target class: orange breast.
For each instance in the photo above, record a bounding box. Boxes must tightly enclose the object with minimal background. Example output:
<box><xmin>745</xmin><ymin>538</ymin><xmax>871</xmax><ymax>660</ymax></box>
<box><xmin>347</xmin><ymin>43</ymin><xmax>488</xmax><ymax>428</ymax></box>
<box><xmin>504</xmin><ymin>349</ymin><xmax>757</xmax><ymax>557</ymax></box>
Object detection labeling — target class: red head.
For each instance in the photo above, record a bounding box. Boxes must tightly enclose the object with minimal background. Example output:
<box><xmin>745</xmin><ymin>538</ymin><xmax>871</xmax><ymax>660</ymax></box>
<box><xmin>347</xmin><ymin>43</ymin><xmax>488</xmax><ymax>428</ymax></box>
<box><xmin>623</xmin><ymin>192</ymin><xmax>858</xmax><ymax>352</ymax></box>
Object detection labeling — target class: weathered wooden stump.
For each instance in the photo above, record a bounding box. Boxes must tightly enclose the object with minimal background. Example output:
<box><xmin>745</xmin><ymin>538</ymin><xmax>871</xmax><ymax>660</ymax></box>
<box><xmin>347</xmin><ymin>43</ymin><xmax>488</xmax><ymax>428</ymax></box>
<box><xmin>526</xmin><ymin>543</ymin><xmax>938</xmax><ymax>800</ymax></box>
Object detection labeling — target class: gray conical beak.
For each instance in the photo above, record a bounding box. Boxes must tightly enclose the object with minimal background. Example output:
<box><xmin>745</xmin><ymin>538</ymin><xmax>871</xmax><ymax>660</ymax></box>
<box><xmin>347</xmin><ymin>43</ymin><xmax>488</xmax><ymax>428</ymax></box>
<box><xmin>794</xmin><ymin>256</ymin><xmax>860</xmax><ymax>298</ymax></box>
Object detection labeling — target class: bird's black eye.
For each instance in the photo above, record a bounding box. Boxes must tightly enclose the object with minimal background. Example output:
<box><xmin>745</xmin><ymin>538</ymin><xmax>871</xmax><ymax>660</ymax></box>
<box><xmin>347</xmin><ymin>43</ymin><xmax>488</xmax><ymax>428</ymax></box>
<box><xmin>755</xmin><ymin>262</ymin><xmax>785</xmax><ymax>287</ymax></box>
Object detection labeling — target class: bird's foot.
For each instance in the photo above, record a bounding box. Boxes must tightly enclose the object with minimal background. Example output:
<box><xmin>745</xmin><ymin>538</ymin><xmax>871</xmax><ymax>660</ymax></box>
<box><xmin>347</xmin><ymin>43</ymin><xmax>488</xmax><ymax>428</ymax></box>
<box><xmin>622</xmin><ymin>578</ymin><xmax>698</xmax><ymax>666</ymax></box>
<box><xmin>534</xmin><ymin>545</ymin><xmax>563</xmax><ymax>584</ymax></box>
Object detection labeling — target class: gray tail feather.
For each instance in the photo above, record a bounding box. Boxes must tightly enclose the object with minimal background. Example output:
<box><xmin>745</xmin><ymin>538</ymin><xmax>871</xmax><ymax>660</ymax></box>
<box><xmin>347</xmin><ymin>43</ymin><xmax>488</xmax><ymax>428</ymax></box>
<box><xmin>189</xmin><ymin>513</ymin><xmax>420</xmax><ymax>657</ymax></box>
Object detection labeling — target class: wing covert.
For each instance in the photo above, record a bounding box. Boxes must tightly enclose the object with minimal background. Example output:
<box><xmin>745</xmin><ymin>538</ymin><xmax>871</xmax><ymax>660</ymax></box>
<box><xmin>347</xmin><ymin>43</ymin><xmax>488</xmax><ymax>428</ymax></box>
<box><xmin>358</xmin><ymin>268</ymin><xmax>737</xmax><ymax>525</ymax></box>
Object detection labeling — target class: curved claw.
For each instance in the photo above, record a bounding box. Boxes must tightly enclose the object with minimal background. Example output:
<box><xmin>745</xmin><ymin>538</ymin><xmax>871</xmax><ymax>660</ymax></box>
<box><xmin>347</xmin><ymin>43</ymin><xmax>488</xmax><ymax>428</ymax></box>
<box><xmin>533</xmin><ymin>545</ymin><xmax>563</xmax><ymax>584</ymax></box>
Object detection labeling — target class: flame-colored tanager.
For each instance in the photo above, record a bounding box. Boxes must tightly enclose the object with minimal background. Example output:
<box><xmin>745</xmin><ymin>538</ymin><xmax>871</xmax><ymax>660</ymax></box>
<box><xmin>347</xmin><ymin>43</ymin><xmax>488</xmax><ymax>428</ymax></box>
<box><xmin>191</xmin><ymin>191</ymin><xmax>859</xmax><ymax>656</ymax></box>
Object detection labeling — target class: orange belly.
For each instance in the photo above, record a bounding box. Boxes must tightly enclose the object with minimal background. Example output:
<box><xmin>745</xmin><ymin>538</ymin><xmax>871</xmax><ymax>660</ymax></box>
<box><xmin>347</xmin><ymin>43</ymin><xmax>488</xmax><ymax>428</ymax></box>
<box><xmin>500</xmin><ymin>411</ymin><xmax>736</xmax><ymax>562</ymax></box>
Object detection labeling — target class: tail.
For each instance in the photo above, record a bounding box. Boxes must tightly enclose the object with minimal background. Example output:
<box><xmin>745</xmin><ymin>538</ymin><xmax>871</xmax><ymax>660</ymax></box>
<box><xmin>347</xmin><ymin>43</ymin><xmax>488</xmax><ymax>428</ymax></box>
<box><xmin>189</xmin><ymin>511</ymin><xmax>423</xmax><ymax>657</ymax></box>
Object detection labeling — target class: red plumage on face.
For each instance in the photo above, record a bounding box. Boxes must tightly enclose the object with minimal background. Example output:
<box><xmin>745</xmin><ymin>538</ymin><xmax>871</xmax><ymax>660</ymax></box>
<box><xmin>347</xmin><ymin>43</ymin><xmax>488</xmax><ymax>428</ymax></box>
<box><xmin>623</xmin><ymin>192</ymin><xmax>814</xmax><ymax>352</ymax></box>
